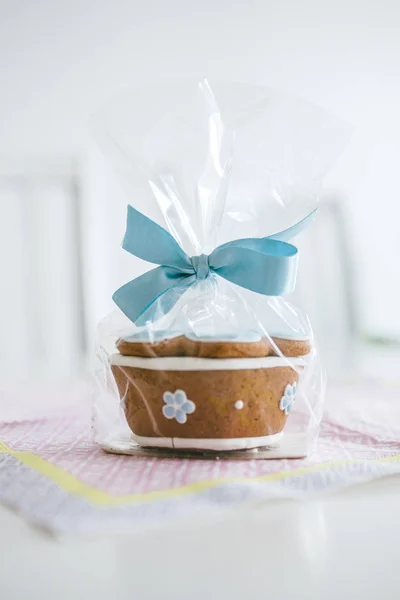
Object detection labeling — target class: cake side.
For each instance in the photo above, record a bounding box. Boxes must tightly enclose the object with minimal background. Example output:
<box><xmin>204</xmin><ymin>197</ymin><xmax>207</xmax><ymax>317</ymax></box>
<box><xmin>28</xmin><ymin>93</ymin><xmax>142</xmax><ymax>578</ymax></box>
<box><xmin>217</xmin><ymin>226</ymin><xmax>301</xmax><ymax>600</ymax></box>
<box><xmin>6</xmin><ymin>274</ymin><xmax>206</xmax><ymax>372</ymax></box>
<box><xmin>110</xmin><ymin>355</ymin><xmax>300</xmax><ymax>440</ymax></box>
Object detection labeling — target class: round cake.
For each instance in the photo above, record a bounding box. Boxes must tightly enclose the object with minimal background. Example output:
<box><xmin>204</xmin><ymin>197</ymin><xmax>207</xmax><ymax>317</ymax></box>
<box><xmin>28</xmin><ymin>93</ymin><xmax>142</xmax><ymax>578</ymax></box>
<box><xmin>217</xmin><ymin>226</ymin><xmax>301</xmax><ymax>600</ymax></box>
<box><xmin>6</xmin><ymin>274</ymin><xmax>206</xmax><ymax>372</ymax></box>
<box><xmin>110</xmin><ymin>332</ymin><xmax>310</xmax><ymax>451</ymax></box>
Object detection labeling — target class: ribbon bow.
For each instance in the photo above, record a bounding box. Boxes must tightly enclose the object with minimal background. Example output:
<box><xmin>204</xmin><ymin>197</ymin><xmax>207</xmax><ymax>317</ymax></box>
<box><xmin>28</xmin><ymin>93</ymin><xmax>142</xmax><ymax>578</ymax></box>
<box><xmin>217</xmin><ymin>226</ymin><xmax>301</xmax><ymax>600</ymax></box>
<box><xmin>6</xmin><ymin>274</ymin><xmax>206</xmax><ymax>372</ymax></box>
<box><xmin>113</xmin><ymin>205</ymin><xmax>316</xmax><ymax>324</ymax></box>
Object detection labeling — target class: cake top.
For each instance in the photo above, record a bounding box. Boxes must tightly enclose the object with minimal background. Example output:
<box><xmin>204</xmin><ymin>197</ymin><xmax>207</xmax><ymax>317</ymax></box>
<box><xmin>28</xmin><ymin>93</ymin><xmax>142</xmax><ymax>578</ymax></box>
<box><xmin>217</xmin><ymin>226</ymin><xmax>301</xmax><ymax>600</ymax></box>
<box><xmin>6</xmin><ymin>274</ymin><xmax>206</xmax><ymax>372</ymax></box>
<box><xmin>116</xmin><ymin>330</ymin><xmax>311</xmax><ymax>359</ymax></box>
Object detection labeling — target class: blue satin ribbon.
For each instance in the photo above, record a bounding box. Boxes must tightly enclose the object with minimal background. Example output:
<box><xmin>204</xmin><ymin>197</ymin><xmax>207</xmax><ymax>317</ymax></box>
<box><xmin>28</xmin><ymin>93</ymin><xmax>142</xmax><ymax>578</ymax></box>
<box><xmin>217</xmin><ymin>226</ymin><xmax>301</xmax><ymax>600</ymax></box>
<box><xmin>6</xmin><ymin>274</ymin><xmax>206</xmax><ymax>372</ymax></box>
<box><xmin>113</xmin><ymin>205</ymin><xmax>316</xmax><ymax>324</ymax></box>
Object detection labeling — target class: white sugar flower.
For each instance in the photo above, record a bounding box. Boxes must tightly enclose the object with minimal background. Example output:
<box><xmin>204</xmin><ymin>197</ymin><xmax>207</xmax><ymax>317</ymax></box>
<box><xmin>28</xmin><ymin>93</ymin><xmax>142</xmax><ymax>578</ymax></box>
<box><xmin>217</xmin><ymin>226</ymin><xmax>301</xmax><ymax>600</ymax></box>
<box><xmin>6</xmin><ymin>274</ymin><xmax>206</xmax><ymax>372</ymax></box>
<box><xmin>162</xmin><ymin>390</ymin><xmax>196</xmax><ymax>424</ymax></box>
<box><xmin>279</xmin><ymin>382</ymin><xmax>297</xmax><ymax>415</ymax></box>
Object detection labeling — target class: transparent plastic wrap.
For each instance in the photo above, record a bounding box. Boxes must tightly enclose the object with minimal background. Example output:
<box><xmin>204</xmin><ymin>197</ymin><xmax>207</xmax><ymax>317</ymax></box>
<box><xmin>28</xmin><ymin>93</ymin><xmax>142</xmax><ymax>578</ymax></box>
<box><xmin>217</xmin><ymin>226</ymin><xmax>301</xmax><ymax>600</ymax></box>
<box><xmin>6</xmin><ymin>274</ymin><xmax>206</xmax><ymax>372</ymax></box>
<box><xmin>92</xmin><ymin>80</ymin><xmax>350</xmax><ymax>457</ymax></box>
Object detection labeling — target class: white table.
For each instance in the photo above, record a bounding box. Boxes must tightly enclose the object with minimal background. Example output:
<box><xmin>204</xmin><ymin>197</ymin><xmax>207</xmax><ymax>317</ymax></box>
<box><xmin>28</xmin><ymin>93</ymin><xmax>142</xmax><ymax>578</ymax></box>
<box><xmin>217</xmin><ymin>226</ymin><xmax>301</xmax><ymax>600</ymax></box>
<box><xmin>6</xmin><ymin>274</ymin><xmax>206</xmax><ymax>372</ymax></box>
<box><xmin>1</xmin><ymin>476</ymin><xmax>399</xmax><ymax>600</ymax></box>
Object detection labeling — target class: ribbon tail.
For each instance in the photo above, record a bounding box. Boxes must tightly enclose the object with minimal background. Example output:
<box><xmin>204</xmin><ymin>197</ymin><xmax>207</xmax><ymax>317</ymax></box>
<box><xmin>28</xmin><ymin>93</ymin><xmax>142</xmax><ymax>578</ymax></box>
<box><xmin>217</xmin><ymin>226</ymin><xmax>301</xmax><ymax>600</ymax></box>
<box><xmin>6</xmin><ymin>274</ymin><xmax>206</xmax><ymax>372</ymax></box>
<box><xmin>112</xmin><ymin>266</ymin><xmax>195</xmax><ymax>324</ymax></box>
<box><xmin>210</xmin><ymin>240</ymin><xmax>298</xmax><ymax>296</ymax></box>
<box><xmin>268</xmin><ymin>208</ymin><xmax>317</xmax><ymax>242</ymax></box>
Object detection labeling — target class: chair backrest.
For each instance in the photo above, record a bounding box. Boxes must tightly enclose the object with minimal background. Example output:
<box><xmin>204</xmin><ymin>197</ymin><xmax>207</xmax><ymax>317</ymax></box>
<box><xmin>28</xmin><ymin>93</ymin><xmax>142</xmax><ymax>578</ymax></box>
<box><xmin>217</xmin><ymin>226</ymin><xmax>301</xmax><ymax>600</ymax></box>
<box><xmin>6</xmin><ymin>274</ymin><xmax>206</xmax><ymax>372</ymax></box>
<box><xmin>82</xmin><ymin>158</ymin><xmax>358</xmax><ymax>377</ymax></box>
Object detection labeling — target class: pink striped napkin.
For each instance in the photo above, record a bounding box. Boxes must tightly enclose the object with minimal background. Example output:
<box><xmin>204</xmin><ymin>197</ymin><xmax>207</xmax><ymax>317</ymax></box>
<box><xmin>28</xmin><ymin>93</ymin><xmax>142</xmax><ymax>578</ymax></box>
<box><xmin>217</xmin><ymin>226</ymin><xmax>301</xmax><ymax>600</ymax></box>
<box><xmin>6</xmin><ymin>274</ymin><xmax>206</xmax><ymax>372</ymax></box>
<box><xmin>0</xmin><ymin>378</ymin><xmax>399</xmax><ymax>534</ymax></box>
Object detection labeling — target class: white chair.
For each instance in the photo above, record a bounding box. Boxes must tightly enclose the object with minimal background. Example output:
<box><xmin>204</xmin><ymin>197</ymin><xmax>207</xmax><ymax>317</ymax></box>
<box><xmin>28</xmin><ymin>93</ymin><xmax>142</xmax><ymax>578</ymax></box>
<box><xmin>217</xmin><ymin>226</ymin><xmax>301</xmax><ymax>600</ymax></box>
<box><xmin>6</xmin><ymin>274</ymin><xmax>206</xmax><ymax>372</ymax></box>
<box><xmin>293</xmin><ymin>195</ymin><xmax>359</xmax><ymax>376</ymax></box>
<box><xmin>0</xmin><ymin>159</ymin><xmax>86</xmax><ymax>382</ymax></box>
<box><xmin>0</xmin><ymin>152</ymin><xmax>358</xmax><ymax>382</ymax></box>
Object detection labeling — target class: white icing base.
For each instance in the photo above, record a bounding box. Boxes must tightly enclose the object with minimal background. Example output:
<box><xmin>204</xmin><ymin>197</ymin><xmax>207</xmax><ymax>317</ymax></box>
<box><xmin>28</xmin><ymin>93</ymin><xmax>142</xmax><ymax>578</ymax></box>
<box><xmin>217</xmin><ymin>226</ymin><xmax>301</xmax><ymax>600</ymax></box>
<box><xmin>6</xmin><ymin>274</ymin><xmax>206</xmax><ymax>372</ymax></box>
<box><xmin>101</xmin><ymin>431</ymin><xmax>310</xmax><ymax>458</ymax></box>
<box><xmin>130</xmin><ymin>432</ymin><xmax>283</xmax><ymax>451</ymax></box>
<box><xmin>110</xmin><ymin>354</ymin><xmax>305</xmax><ymax>370</ymax></box>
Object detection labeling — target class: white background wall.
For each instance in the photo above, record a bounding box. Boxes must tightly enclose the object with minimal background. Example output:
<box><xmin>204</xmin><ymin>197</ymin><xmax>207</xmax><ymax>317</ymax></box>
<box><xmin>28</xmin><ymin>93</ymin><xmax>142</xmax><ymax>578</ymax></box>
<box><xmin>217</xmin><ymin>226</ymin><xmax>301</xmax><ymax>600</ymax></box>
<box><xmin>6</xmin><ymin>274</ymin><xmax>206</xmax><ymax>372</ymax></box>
<box><xmin>1</xmin><ymin>0</ymin><xmax>400</xmax><ymax>378</ymax></box>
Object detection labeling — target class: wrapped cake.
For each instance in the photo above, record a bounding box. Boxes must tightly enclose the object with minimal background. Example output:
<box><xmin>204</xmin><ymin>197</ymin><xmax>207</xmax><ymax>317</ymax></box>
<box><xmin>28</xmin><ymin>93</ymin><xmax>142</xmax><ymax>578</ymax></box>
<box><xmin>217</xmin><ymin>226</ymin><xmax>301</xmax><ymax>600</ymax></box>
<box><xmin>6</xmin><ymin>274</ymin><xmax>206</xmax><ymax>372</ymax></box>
<box><xmin>110</xmin><ymin>332</ymin><xmax>310</xmax><ymax>451</ymax></box>
<box><xmin>92</xmin><ymin>80</ymin><xmax>350</xmax><ymax>457</ymax></box>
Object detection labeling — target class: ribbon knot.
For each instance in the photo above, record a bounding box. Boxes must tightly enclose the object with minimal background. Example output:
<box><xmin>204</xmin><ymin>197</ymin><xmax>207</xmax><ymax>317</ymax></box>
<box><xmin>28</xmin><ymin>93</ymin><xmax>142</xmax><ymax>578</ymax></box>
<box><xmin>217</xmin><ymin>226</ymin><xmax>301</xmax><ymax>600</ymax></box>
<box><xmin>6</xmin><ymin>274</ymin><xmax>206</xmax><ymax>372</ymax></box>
<box><xmin>191</xmin><ymin>254</ymin><xmax>210</xmax><ymax>280</ymax></box>
<box><xmin>113</xmin><ymin>205</ymin><xmax>317</xmax><ymax>325</ymax></box>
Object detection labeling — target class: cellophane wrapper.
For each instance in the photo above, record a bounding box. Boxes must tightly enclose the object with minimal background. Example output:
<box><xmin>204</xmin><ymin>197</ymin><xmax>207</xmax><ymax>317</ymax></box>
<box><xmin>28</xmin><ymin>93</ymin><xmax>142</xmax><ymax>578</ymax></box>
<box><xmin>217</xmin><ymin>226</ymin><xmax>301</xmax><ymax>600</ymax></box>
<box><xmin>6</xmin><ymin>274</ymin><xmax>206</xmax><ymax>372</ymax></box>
<box><xmin>92</xmin><ymin>80</ymin><xmax>350</xmax><ymax>457</ymax></box>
